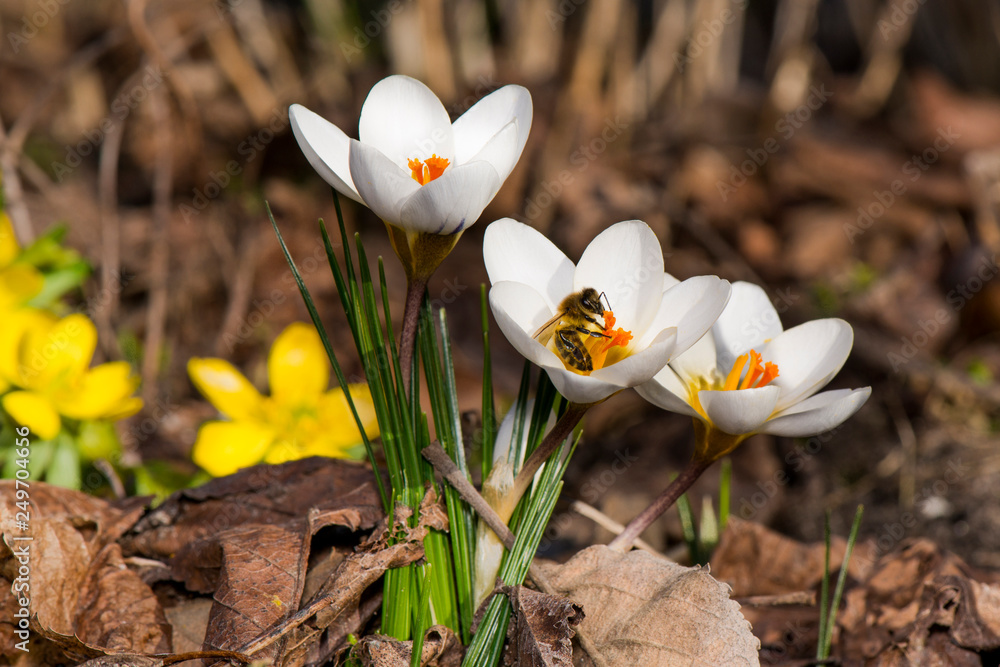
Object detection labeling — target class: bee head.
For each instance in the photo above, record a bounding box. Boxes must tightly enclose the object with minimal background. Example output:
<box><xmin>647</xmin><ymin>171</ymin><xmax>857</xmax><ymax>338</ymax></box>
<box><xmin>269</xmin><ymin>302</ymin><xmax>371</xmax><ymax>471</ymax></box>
<box><xmin>580</xmin><ymin>288</ymin><xmax>605</xmax><ymax>315</ymax></box>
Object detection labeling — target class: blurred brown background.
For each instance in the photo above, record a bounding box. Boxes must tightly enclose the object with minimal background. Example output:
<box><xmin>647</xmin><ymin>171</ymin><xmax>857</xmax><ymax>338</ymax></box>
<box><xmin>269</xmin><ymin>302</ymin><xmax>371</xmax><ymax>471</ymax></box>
<box><xmin>2</xmin><ymin>0</ymin><xmax>1000</xmax><ymax>567</ymax></box>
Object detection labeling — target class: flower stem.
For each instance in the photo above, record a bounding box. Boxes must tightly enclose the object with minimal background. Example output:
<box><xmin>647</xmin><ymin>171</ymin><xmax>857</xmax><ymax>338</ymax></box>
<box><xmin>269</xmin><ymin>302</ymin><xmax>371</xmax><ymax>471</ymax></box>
<box><xmin>608</xmin><ymin>458</ymin><xmax>712</xmax><ymax>553</ymax></box>
<box><xmin>510</xmin><ymin>402</ymin><xmax>589</xmax><ymax>503</ymax></box>
<box><xmin>399</xmin><ymin>275</ymin><xmax>428</xmax><ymax>395</ymax></box>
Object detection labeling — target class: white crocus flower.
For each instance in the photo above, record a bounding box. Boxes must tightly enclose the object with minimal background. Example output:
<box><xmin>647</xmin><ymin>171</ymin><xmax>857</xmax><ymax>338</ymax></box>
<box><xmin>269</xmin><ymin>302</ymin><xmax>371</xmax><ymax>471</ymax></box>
<box><xmin>289</xmin><ymin>75</ymin><xmax>531</xmax><ymax>280</ymax></box>
<box><xmin>485</xmin><ymin>219</ymin><xmax>732</xmax><ymax>406</ymax></box>
<box><xmin>637</xmin><ymin>281</ymin><xmax>871</xmax><ymax>463</ymax></box>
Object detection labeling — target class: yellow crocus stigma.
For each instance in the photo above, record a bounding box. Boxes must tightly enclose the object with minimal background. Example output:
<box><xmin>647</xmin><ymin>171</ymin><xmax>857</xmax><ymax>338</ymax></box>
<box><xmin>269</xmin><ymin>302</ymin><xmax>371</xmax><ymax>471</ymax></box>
<box><xmin>407</xmin><ymin>155</ymin><xmax>450</xmax><ymax>185</ymax></box>
<box><xmin>189</xmin><ymin>322</ymin><xmax>380</xmax><ymax>477</ymax></box>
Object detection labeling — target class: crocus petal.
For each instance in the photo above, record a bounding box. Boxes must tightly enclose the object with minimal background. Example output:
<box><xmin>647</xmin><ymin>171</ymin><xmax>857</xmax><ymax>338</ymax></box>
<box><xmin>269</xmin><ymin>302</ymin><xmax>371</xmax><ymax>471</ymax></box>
<box><xmin>358</xmin><ymin>75</ymin><xmax>454</xmax><ymax>166</ymax></box>
<box><xmin>188</xmin><ymin>358</ymin><xmax>263</xmax><ymax>421</ymax></box>
<box><xmin>636</xmin><ymin>365</ymin><xmax>699</xmax><ymax>417</ymax></box>
<box><xmin>452</xmin><ymin>84</ymin><xmax>532</xmax><ymax>176</ymax></box>
<box><xmin>543</xmin><ymin>365</ymin><xmax>627</xmax><ymax>405</ymax></box>
<box><xmin>192</xmin><ymin>421</ymin><xmax>273</xmax><ymax>477</ymax></box>
<box><xmin>700</xmin><ymin>385</ymin><xmax>781</xmax><ymax>435</ymax></box>
<box><xmin>483</xmin><ymin>219</ymin><xmax>576</xmax><ymax>311</ymax></box>
<box><xmin>590</xmin><ymin>327</ymin><xmax>677</xmax><ymax>388</ymax></box>
<box><xmin>764</xmin><ymin>319</ymin><xmax>854</xmax><ymax>412</ymax></box>
<box><xmin>574</xmin><ymin>221</ymin><xmax>663</xmax><ymax>337</ymax></box>
<box><xmin>2</xmin><ymin>390</ymin><xmax>61</xmax><ymax>440</ymax></box>
<box><xmin>288</xmin><ymin>104</ymin><xmax>364</xmax><ymax>203</ymax></box>
<box><xmin>760</xmin><ymin>387</ymin><xmax>871</xmax><ymax>437</ymax></box>
<box><xmin>464</xmin><ymin>120</ymin><xmax>519</xmax><ymax>192</ymax></box>
<box><xmin>489</xmin><ymin>281</ymin><xmax>564</xmax><ymax>369</ymax></box>
<box><xmin>53</xmin><ymin>362</ymin><xmax>140</xmax><ymax>420</ymax></box>
<box><xmin>667</xmin><ymin>331</ymin><xmax>719</xmax><ymax>387</ymax></box>
<box><xmin>713</xmin><ymin>281</ymin><xmax>783</xmax><ymax>371</ymax></box>
<box><xmin>635</xmin><ymin>276</ymin><xmax>731</xmax><ymax>352</ymax></box>
<box><xmin>399</xmin><ymin>161</ymin><xmax>500</xmax><ymax>234</ymax></box>
<box><xmin>268</xmin><ymin>323</ymin><xmax>329</xmax><ymax>406</ymax></box>
<box><xmin>349</xmin><ymin>140</ymin><xmax>420</xmax><ymax>223</ymax></box>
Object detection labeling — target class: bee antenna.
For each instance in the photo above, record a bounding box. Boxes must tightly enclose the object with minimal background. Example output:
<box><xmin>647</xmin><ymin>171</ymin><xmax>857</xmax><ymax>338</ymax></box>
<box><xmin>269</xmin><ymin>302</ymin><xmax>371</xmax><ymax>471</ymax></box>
<box><xmin>598</xmin><ymin>291</ymin><xmax>611</xmax><ymax>310</ymax></box>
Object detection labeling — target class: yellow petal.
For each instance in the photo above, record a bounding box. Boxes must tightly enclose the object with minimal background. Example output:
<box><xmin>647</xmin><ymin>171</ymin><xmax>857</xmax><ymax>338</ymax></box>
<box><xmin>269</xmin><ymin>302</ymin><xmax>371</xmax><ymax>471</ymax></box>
<box><xmin>318</xmin><ymin>384</ymin><xmax>380</xmax><ymax>449</ymax></box>
<box><xmin>28</xmin><ymin>313</ymin><xmax>97</xmax><ymax>387</ymax></box>
<box><xmin>263</xmin><ymin>438</ymin><xmax>303</xmax><ymax>465</ymax></box>
<box><xmin>0</xmin><ymin>265</ymin><xmax>44</xmax><ymax>310</ymax></box>
<box><xmin>188</xmin><ymin>357</ymin><xmax>263</xmax><ymax>421</ymax></box>
<box><xmin>0</xmin><ymin>309</ymin><xmax>57</xmax><ymax>387</ymax></box>
<box><xmin>299</xmin><ymin>436</ymin><xmax>357</xmax><ymax>460</ymax></box>
<box><xmin>0</xmin><ymin>212</ymin><xmax>19</xmax><ymax>267</ymax></box>
<box><xmin>103</xmin><ymin>396</ymin><xmax>144</xmax><ymax>421</ymax></box>
<box><xmin>267</xmin><ymin>323</ymin><xmax>330</xmax><ymax>406</ymax></box>
<box><xmin>2</xmin><ymin>390</ymin><xmax>61</xmax><ymax>440</ymax></box>
<box><xmin>53</xmin><ymin>361</ymin><xmax>141</xmax><ymax>420</ymax></box>
<box><xmin>192</xmin><ymin>420</ymin><xmax>273</xmax><ymax>476</ymax></box>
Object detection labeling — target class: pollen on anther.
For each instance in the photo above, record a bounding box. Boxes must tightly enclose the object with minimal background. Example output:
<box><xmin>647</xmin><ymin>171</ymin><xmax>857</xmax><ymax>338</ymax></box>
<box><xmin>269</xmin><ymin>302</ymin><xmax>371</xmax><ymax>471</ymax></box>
<box><xmin>408</xmin><ymin>155</ymin><xmax>450</xmax><ymax>185</ymax></box>
<box><xmin>724</xmin><ymin>349</ymin><xmax>779</xmax><ymax>391</ymax></box>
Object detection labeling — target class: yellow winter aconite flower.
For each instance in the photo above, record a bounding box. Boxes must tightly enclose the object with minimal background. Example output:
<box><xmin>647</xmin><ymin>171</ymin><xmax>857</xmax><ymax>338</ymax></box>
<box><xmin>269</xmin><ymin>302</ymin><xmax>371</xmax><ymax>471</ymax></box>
<box><xmin>0</xmin><ymin>212</ymin><xmax>44</xmax><ymax>313</ymax></box>
<box><xmin>188</xmin><ymin>322</ymin><xmax>379</xmax><ymax>477</ymax></box>
<box><xmin>0</xmin><ymin>310</ymin><xmax>143</xmax><ymax>439</ymax></box>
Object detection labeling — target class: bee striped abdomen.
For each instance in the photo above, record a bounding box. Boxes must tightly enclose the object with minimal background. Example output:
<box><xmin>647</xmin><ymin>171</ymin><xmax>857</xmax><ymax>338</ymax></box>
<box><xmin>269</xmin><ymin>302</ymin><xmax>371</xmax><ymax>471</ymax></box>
<box><xmin>555</xmin><ymin>329</ymin><xmax>593</xmax><ymax>372</ymax></box>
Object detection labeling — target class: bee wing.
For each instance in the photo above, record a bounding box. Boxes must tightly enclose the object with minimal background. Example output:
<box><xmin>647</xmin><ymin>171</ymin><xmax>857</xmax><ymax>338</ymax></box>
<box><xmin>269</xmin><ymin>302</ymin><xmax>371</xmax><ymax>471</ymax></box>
<box><xmin>532</xmin><ymin>310</ymin><xmax>565</xmax><ymax>342</ymax></box>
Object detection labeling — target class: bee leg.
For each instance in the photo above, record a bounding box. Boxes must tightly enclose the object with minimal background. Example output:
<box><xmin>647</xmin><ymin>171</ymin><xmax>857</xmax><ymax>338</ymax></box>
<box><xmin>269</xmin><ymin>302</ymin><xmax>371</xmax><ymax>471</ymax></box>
<box><xmin>555</xmin><ymin>330</ymin><xmax>593</xmax><ymax>372</ymax></box>
<box><xmin>575</xmin><ymin>326</ymin><xmax>611</xmax><ymax>340</ymax></box>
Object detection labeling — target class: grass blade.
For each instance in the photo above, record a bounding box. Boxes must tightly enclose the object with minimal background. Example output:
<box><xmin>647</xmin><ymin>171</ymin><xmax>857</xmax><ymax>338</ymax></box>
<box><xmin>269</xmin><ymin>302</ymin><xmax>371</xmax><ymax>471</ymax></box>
<box><xmin>817</xmin><ymin>510</ymin><xmax>832</xmax><ymax>660</ymax></box>
<box><xmin>820</xmin><ymin>504</ymin><xmax>864</xmax><ymax>659</ymax></box>
<box><xmin>266</xmin><ymin>203</ymin><xmax>388</xmax><ymax>509</ymax></box>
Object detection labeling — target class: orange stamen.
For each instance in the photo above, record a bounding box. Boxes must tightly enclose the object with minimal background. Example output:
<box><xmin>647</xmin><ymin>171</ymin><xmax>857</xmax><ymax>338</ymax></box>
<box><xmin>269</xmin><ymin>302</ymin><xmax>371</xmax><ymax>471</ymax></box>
<box><xmin>724</xmin><ymin>349</ymin><xmax>779</xmax><ymax>391</ymax></box>
<box><xmin>587</xmin><ymin>309</ymin><xmax>633</xmax><ymax>371</ymax></box>
<box><xmin>407</xmin><ymin>155</ymin><xmax>450</xmax><ymax>185</ymax></box>
<box><xmin>723</xmin><ymin>353</ymin><xmax>748</xmax><ymax>391</ymax></box>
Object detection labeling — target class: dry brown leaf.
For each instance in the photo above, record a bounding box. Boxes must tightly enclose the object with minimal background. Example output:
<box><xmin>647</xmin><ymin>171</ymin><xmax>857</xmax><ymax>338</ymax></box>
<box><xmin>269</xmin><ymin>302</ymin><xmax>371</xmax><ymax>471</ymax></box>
<box><xmin>711</xmin><ymin>517</ymin><xmax>870</xmax><ymax>598</ymax></box>
<box><xmin>200</xmin><ymin>523</ymin><xmax>304</xmax><ymax>662</ymax></box>
<box><xmin>714</xmin><ymin>522</ymin><xmax>1000</xmax><ymax>665</ymax></box>
<box><xmin>178</xmin><ymin>465</ymin><xmax>383</xmax><ymax>662</ymax></box>
<box><xmin>74</xmin><ymin>543</ymin><xmax>172</xmax><ymax>654</ymax></box>
<box><xmin>504</xmin><ymin>585</ymin><xmax>583</xmax><ymax>667</ymax></box>
<box><xmin>236</xmin><ymin>488</ymin><xmax>449</xmax><ymax>666</ymax></box>
<box><xmin>355</xmin><ymin>625</ymin><xmax>463</xmax><ymax>667</ymax></box>
<box><xmin>839</xmin><ymin>539</ymin><xmax>1000</xmax><ymax>664</ymax></box>
<box><xmin>541</xmin><ymin>545</ymin><xmax>759</xmax><ymax>666</ymax></box>
<box><xmin>0</xmin><ymin>482</ymin><xmax>151</xmax><ymax>663</ymax></box>
<box><xmin>76</xmin><ymin>656</ymin><xmax>165</xmax><ymax>667</ymax></box>
<box><xmin>163</xmin><ymin>597</ymin><xmax>213</xmax><ymax>653</ymax></box>
<box><xmin>122</xmin><ymin>457</ymin><xmax>381</xmax><ymax>561</ymax></box>
<box><xmin>5</xmin><ymin>515</ymin><xmax>91</xmax><ymax>638</ymax></box>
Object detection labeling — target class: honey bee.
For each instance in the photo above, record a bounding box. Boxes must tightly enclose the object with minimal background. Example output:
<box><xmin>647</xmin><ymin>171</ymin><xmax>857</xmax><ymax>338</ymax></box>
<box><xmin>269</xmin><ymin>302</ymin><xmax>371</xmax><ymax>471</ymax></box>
<box><xmin>532</xmin><ymin>288</ymin><xmax>611</xmax><ymax>372</ymax></box>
